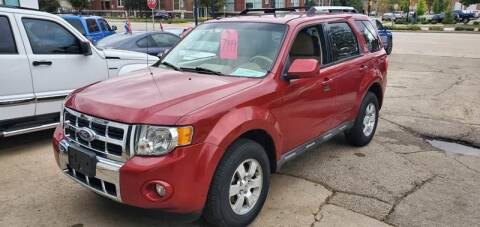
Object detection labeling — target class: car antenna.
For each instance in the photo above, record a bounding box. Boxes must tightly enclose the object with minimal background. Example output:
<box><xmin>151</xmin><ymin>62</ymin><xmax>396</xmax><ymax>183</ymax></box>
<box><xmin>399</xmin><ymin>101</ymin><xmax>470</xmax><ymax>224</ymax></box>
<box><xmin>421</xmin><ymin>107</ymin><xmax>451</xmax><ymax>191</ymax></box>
<box><xmin>146</xmin><ymin>13</ymin><xmax>153</xmax><ymax>77</ymax></box>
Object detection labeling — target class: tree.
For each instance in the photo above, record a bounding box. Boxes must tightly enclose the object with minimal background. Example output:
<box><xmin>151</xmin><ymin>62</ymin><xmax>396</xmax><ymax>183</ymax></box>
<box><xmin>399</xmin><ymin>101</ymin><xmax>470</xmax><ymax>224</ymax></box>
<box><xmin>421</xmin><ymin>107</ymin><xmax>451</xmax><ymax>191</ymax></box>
<box><xmin>416</xmin><ymin>0</ymin><xmax>427</xmax><ymax>16</ymax></box>
<box><xmin>443</xmin><ymin>5</ymin><xmax>455</xmax><ymax>24</ymax></box>
<box><xmin>432</xmin><ymin>0</ymin><xmax>444</xmax><ymax>14</ymax></box>
<box><xmin>460</xmin><ymin>0</ymin><xmax>480</xmax><ymax>6</ymax></box>
<box><xmin>332</xmin><ymin>0</ymin><xmax>363</xmax><ymax>12</ymax></box>
<box><xmin>39</xmin><ymin>0</ymin><xmax>60</xmax><ymax>12</ymax></box>
<box><xmin>69</xmin><ymin>0</ymin><xmax>90</xmax><ymax>10</ymax></box>
<box><xmin>400</xmin><ymin>0</ymin><xmax>409</xmax><ymax>13</ymax></box>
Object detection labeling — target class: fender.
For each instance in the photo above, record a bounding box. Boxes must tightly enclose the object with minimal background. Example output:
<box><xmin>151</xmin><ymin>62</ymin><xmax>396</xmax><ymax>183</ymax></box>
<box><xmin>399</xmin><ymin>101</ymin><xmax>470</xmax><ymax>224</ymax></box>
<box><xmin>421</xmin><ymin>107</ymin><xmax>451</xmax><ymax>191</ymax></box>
<box><xmin>350</xmin><ymin>72</ymin><xmax>385</xmax><ymax>119</ymax></box>
<box><xmin>203</xmin><ymin>106</ymin><xmax>283</xmax><ymax>166</ymax></box>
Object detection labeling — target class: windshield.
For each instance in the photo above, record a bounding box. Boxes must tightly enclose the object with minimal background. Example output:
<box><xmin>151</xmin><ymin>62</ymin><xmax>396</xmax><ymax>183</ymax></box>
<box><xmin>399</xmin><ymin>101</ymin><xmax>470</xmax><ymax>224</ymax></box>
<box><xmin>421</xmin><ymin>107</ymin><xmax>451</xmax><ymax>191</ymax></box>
<box><xmin>160</xmin><ymin>22</ymin><xmax>287</xmax><ymax>78</ymax></box>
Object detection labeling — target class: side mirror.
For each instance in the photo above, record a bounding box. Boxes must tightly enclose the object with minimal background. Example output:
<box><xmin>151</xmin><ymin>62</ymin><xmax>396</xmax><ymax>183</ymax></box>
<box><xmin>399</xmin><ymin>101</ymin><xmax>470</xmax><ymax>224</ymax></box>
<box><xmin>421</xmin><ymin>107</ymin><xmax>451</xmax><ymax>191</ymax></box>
<box><xmin>286</xmin><ymin>59</ymin><xmax>320</xmax><ymax>80</ymax></box>
<box><xmin>111</xmin><ymin>25</ymin><xmax>117</xmax><ymax>31</ymax></box>
<box><xmin>80</xmin><ymin>41</ymin><xmax>92</xmax><ymax>56</ymax></box>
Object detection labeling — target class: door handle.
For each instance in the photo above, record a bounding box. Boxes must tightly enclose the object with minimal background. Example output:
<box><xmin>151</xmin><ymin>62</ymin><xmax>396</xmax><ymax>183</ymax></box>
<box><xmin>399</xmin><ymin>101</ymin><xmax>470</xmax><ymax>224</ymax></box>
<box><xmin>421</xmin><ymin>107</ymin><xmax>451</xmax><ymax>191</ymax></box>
<box><xmin>32</xmin><ymin>61</ymin><xmax>53</xmax><ymax>67</ymax></box>
<box><xmin>321</xmin><ymin>77</ymin><xmax>331</xmax><ymax>85</ymax></box>
<box><xmin>321</xmin><ymin>78</ymin><xmax>331</xmax><ymax>92</ymax></box>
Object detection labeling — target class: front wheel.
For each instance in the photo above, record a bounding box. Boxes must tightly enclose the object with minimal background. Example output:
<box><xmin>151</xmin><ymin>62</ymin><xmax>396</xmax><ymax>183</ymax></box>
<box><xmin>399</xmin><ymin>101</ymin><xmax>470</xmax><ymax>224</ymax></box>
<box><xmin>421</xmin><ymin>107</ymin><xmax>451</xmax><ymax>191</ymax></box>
<box><xmin>345</xmin><ymin>92</ymin><xmax>379</xmax><ymax>146</ymax></box>
<box><xmin>203</xmin><ymin>139</ymin><xmax>270</xmax><ymax>227</ymax></box>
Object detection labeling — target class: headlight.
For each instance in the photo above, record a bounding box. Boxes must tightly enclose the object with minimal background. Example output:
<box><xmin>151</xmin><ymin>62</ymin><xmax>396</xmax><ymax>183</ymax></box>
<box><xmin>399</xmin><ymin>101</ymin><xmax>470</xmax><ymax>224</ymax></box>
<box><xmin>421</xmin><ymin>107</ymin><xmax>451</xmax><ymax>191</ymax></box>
<box><xmin>135</xmin><ymin>125</ymin><xmax>193</xmax><ymax>156</ymax></box>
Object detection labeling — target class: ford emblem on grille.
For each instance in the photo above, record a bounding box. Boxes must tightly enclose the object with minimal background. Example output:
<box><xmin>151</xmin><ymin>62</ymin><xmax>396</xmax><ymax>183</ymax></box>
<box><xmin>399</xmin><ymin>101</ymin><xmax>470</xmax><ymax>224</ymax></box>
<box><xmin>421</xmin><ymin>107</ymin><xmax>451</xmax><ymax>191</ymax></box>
<box><xmin>77</xmin><ymin>127</ymin><xmax>96</xmax><ymax>142</ymax></box>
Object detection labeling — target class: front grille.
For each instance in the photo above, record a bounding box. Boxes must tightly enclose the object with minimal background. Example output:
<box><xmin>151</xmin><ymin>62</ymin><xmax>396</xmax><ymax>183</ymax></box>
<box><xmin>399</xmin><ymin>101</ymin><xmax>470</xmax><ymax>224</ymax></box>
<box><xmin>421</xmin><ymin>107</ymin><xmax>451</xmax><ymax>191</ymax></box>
<box><xmin>63</xmin><ymin>108</ymin><xmax>131</xmax><ymax>162</ymax></box>
<box><xmin>66</xmin><ymin>165</ymin><xmax>118</xmax><ymax>197</ymax></box>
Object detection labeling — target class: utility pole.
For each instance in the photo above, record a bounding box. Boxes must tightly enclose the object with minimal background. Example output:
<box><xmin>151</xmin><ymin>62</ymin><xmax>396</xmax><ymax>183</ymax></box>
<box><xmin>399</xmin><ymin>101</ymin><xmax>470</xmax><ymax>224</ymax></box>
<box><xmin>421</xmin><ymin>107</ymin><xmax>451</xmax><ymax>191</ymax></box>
<box><xmin>194</xmin><ymin>0</ymin><xmax>199</xmax><ymax>26</ymax></box>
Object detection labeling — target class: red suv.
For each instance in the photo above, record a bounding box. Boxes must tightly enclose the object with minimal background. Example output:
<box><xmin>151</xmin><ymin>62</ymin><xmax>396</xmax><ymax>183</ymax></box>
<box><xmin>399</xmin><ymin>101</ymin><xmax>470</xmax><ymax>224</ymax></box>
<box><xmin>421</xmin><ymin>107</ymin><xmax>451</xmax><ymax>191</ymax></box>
<box><xmin>53</xmin><ymin>10</ymin><xmax>387</xmax><ymax>227</ymax></box>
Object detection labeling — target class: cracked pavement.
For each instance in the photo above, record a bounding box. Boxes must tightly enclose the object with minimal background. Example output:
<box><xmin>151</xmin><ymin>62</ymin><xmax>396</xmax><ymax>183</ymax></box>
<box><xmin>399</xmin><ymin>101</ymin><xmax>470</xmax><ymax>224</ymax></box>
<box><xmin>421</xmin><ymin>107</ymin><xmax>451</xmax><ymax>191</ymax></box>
<box><xmin>1</xmin><ymin>32</ymin><xmax>479</xmax><ymax>226</ymax></box>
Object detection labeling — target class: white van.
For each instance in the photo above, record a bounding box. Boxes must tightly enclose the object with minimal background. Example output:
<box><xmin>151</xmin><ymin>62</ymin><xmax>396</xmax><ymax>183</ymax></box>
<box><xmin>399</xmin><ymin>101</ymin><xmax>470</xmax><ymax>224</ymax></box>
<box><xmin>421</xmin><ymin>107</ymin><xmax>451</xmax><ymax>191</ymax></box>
<box><xmin>0</xmin><ymin>6</ymin><xmax>158</xmax><ymax>137</ymax></box>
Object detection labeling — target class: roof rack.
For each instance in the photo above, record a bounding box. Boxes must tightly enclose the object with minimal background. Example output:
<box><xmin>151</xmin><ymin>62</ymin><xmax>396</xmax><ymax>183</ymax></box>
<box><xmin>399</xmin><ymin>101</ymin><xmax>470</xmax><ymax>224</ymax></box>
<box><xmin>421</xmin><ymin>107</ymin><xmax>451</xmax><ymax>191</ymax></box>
<box><xmin>0</xmin><ymin>4</ymin><xmax>39</xmax><ymax>11</ymax></box>
<box><xmin>239</xmin><ymin>7</ymin><xmax>307</xmax><ymax>16</ymax></box>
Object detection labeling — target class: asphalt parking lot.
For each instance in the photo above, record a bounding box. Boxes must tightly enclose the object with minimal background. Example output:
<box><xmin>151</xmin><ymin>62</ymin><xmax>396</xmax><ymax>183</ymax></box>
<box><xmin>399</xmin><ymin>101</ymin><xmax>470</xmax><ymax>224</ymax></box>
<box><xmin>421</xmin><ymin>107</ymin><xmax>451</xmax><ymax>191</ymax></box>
<box><xmin>1</xmin><ymin>32</ymin><xmax>479</xmax><ymax>227</ymax></box>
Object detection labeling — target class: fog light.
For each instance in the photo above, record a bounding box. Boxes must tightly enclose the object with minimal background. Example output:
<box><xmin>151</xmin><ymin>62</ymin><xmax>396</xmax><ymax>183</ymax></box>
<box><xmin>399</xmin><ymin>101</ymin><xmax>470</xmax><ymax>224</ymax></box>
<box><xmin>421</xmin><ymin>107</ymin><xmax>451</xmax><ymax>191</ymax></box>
<box><xmin>155</xmin><ymin>184</ymin><xmax>166</xmax><ymax>197</ymax></box>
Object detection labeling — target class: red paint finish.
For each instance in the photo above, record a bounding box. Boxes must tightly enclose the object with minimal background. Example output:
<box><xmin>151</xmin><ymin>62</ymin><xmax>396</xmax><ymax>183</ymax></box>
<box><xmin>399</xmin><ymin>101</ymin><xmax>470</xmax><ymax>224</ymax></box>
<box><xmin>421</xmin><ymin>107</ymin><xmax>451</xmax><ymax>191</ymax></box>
<box><xmin>53</xmin><ymin>13</ymin><xmax>387</xmax><ymax>213</ymax></box>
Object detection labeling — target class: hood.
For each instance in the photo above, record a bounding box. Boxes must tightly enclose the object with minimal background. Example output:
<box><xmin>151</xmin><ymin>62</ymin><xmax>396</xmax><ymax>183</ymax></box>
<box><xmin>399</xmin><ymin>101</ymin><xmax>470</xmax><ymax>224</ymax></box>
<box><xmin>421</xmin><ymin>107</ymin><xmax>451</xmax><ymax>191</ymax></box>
<box><xmin>102</xmin><ymin>49</ymin><xmax>159</xmax><ymax>61</ymax></box>
<box><xmin>66</xmin><ymin>68</ymin><xmax>260</xmax><ymax>125</ymax></box>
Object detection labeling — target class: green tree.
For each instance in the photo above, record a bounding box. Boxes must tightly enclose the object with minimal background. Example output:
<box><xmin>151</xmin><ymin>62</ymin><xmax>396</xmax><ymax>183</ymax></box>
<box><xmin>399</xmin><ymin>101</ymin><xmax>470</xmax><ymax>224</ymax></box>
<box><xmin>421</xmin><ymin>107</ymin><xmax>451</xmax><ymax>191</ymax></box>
<box><xmin>39</xmin><ymin>0</ymin><xmax>60</xmax><ymax>12</ymax></box>
<box><xmin>332</xmin><ymin>0</ymin><xmax>363</xmax><ymax>12</ymax></box>
<box><xmin>400</xmin><ymin>0</ymin><xmax>409</xmax><ymax>13</ymax></box>
<box><xmin>460</xmin><ymin>0</ymin><xmax>480</xmax><ymax>6</ymax></box>
<box><xmin>432</xmin><ymin>0</ymin><xmax>444</xmax><ymax>14</ymax></box>
<box><xmin>200</xmin><ymin>0</ymin><xmax>225</xmax><ymax>16</ymax></box>
<box><xmin>416</xmin><ymin>0</ymin><xmax>427</xmax><ymax>16</ymax></box>
<box><xmin>443</xmin><ymin>5</ymin><xmax>455</xmax><ymax>24</ymax></box>
<box><xmin>69</xmin><ymin>0</ymin><xmax>90</xmax><ymax>10</ymax></box>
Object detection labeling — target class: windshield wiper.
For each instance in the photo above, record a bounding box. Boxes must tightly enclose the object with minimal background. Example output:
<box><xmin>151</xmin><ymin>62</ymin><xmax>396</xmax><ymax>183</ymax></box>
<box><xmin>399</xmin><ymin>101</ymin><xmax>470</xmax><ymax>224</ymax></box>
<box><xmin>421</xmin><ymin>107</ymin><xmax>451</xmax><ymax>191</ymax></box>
<box><xmin>160</xmin><ymin>61</ymin><xmax>180</xmax><ymax>71</ymax></box>
<box><xmin>180</xmin><ymin>67</ymin><xmax>223</xmax><ymax>76</ymax></box>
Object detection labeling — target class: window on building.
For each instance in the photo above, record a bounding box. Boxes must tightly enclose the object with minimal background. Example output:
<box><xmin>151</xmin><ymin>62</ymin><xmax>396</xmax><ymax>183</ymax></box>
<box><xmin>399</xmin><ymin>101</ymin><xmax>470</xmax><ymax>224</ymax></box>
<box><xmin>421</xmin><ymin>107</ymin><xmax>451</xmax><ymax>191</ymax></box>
<box><xmin>173</xmin><ymin>0</ymin><xmax>184</xmax><ymax>10</ymax></box>
<box><xmin>0</xmin><ymin>16</ymin><xmax>17</xmax><ymax>54</ymax></box>
<box><xmin>245</xmin><ymin>0</ymin><xmax>261</xmax><ymax>9</ymax></box>
<box><xmin>325</xmin><ymin>22</ymin><xmax>359</xmax><ymax>62</ymax></box>
<box><xmin>273</xmin><ymin>0</ymin><xmax>285</xmax><ymax>8</ymax></box>
<box><xmin>118</xmin><ymin>0</ymin><xmax>123</xmax><ymax>7</ymax></box>
<box><xmin>290</xmin><ymin>0</ymin><xmax>300</xmax><ymax>7</ymax></box>
<box><xmin>225</xmin><ymin>0</ymin><xmax>235</xmax><ymax>12</ymax></box>
<box><xmin>22</xmin><ymin>18</ymin><xmax>81</xmax><ymax>55</ymax></box>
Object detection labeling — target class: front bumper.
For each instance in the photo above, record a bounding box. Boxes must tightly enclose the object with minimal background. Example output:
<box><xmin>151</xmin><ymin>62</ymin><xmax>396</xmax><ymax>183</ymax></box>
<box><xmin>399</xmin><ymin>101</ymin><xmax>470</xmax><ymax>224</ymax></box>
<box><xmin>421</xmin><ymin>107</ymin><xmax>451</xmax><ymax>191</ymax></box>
<box><xmin>53</xmin><ymin>126</ymin><xmax>222</xmax><ymax>213</ymax></box>
<box><xmin>57</xmin><ymin>139</ymin><xmax>123</xmax><ymax>202</ymax></box>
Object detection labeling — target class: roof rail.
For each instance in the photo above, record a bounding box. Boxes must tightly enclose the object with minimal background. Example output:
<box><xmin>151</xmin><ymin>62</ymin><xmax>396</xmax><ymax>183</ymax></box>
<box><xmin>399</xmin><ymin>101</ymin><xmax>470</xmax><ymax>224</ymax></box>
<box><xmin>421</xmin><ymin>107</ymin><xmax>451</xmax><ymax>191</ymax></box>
<box><xmin>0</xmin><ymin>4</ymin><xmax>39</xmax><ymax>11</ymax></box>
<box><xmin>239</xmin><ymin>7</ymin><xmax>307</xmax><ymax>16</ymax></box>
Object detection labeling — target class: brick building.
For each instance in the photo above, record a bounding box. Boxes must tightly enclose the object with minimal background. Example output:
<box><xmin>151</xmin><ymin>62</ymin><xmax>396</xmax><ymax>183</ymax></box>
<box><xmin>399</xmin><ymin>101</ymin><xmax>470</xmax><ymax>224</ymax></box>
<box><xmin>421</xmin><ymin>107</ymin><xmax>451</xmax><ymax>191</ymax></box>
<box><xmin>89</xmin><ymin>0</ymin><xmax>309</xmax><ymax>12</ymax></box>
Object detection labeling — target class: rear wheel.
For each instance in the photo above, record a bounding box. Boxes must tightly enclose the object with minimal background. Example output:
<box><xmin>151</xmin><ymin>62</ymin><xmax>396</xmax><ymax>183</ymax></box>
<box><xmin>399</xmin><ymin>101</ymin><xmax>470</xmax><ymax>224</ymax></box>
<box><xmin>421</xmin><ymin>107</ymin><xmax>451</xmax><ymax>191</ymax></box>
<box><xmin>203</xmin><ymin>139</ymin><xmax>270</xmax><ymax>227</ymax></box>
<box><xmin>345</xmin><ymin>92</ymin><xmax>379</xmax><ymax>146</ymax></box>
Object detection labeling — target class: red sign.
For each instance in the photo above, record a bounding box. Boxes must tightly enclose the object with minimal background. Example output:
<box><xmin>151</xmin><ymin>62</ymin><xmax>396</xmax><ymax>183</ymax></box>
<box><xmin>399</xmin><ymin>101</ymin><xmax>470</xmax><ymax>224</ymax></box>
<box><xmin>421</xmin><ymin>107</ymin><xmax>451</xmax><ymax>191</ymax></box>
<box><xmin>147</xmin><ymin>0</ymin><xmax>157</xmax><ymax>10</ymax></box>
<box><xmin>219</xmin><ymin>29</ymin><xmax>238</xmax><ymax>60</ymax></box>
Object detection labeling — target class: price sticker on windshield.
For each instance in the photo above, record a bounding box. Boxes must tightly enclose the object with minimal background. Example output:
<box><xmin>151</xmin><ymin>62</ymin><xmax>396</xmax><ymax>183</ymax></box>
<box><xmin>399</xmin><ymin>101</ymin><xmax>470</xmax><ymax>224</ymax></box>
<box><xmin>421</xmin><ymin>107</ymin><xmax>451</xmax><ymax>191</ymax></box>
<box><xmin>220</xmin><ymin>29</ymin><xmax>238</xmax><ymax>60</ymax></box>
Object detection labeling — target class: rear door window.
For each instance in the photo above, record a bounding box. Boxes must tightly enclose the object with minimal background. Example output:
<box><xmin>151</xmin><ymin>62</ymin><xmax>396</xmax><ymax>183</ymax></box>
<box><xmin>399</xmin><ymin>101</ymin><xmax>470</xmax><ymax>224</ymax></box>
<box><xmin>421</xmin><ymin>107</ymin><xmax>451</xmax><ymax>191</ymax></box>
<box><xmin>151</xmin><ymin>33</ymin><xmax>180</xmax><ymax>47</ymax></box>
<box><xmin>86</xmin><ymin>19</ymin><xmax>100</xmax><ymax>33</ymax></box>
<box><xmin>136</xmin><ymin>35</ymin><xmax>158</xmax><ymax>48</ymax></box>
<box><xmin>0</xmin><ymin>16</ymin><xmax>17</xmax><ymax>54</ymax></box>
<box><xmin>325</xmin><ymin>22</ymin><xmax>359</xmax><ymax>62</ymax></box>
<box><xmin>354</xmin><ymin>20</ymin><xmax>381</xmax><ymax>53</ymax></box>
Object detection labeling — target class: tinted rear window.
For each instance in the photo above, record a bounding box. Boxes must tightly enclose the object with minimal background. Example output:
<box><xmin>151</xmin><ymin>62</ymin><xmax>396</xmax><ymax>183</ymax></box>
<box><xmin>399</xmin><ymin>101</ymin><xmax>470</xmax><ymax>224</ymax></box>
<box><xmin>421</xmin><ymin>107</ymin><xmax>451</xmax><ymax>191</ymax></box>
<box><xmin>0</xmin><ymin>16</ymin><xmax>17</xmax><ymax>54</ymax></box>
<box><xmin>326</xmin><ymin>22</ymin><xmax>359</xmax><ymax>62</ymax></box>
<box><xmin>65</xmin><ymin>18</ymin><xmax>86</xmax><ymax>35</ymax></box>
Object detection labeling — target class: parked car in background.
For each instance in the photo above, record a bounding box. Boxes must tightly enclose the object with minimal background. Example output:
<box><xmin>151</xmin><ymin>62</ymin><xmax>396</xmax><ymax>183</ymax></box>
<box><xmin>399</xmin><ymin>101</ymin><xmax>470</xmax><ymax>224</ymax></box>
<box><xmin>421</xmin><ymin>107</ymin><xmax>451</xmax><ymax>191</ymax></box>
<box><xmin>97</xmin><ymin>31</ymin><xmax>180</xmax><ymax>56</ymax></box>
<box><xmin>382</xmin><ymin>12</ymin><xmax>394</xmax><ymax>21</ymax></box>
<box><xmin>53</xmin><ymin>10</ymin><xmax>387</xmax><ymax>227</ymax></box>
<box><xmin>0</xmin><ymin>6</ymin><xmax>158</xmax><ymax>137</ymax></box>
<box><xmin>453</xmin><ymin>10</ymin><xmax>476</xmax><ymax>23</ymax></box>
<box><xmin>372</xmin><ymin>19</ymin><xmax>393</xmax><ymax>55</ymax></box>
<box><xmin>61</xmin><ymin>15</ymin><xmax>117</xmax><ymax>45</ymax></box>
<box><xmin>311</xmin><ymin>6</ymin><xmax>358</xmax><ymax>13</ymax></box>
<box><xmin>428</xmin><ymin>13</ymin><xmax>445</xmax><ymax>23</ymax></box>
<box><xmin>154</xmin><ymin>10</ymin><xmax>172</xmax><ymax>20</ymax></box>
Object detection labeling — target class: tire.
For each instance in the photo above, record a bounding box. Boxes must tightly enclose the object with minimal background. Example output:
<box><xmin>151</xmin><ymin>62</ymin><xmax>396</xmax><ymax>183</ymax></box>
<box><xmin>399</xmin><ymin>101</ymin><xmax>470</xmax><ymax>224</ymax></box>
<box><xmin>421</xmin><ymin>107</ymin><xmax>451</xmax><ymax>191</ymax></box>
<box><xmin>462</xmin><ymin>18</ymin><xmax>470</xmax><ymax>24</ymax></box>
<box><xmin>345</xmin><ymin>92</ymin><xmax>379</xmax><ymax>147</ymax></box>
<box><xmin>386</xmin><ymin>38</ymin><xmax>393</xmax><ymax>55</ymax></box>
<box><xmin>203</xmin><ymin>139</ymin><xmax>270</xmax><ymax>227</ymax></box>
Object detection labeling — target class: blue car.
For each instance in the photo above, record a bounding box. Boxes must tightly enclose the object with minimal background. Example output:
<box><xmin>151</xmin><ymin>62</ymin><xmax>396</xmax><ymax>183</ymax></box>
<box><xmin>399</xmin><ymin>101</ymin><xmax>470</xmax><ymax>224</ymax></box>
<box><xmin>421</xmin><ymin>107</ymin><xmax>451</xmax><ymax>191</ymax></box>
<box><xmin>61</xmin><ymin>15</ymin><xmax>117</xmax><ymax>45</ymax></box>
<box><xmin>372</xmin><ymin>19</ymin><xmax>393</xmax><ymax>55</ymax></box>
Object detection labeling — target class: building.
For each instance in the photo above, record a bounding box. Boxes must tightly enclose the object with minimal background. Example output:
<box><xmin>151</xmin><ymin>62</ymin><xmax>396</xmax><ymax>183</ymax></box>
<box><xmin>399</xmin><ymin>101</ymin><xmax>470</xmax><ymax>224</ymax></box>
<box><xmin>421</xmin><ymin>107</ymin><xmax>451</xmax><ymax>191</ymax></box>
<box><xmin>88</xmin><ymin>0</ymin><xmax>310</xmax><ymax>13</ymax></box>
<box><xmin>0</xmin><ymin>0</ymin><xmax>38</xmax><ymax>9</ymax></box>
